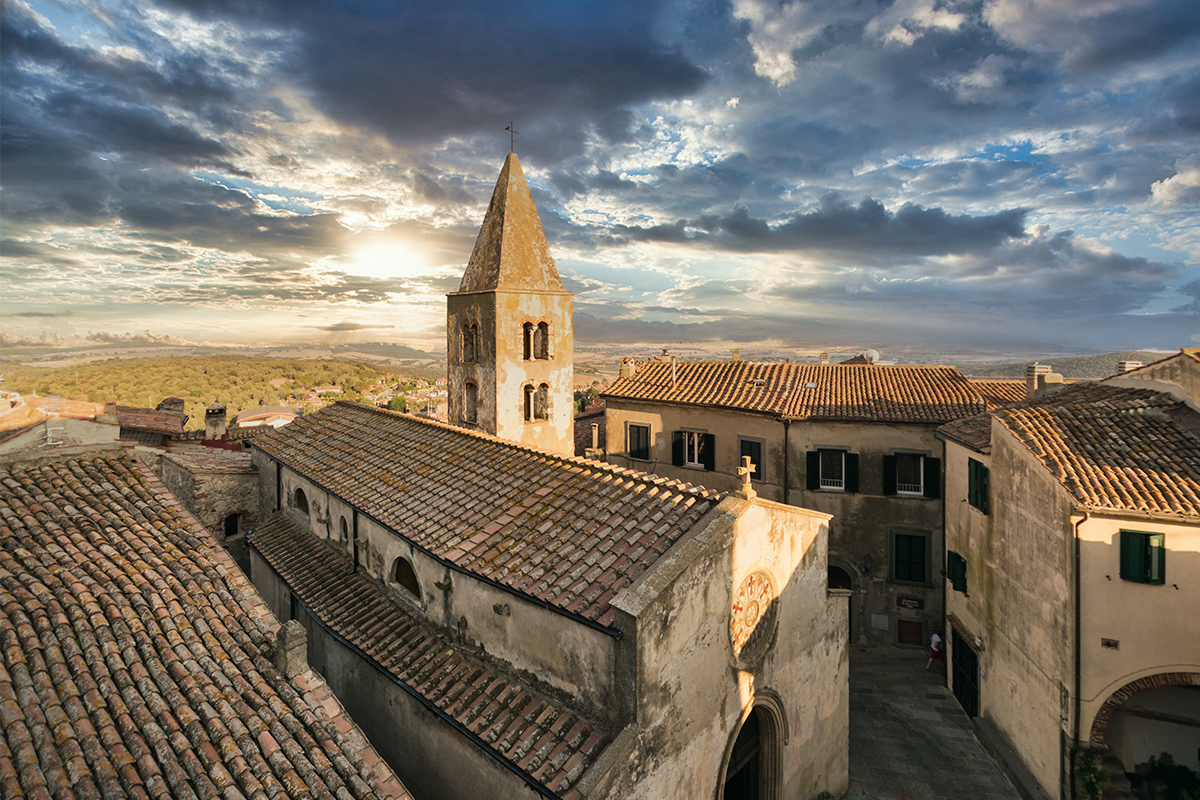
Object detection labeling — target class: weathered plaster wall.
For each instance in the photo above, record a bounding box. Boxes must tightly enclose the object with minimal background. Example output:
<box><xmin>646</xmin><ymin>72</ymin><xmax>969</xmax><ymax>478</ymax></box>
<box><xmin>942</xmin><ymin>438</ymin><xmax>991</xmax><ymax>644</ymax></box>
<box><xmin>1077</xmin><ymin>516</ymin><xmax>1200</xmax><ymax>738</ymax></box>
<box><xmin>249</xmin><ymin>552</ymin><xmax>538</xmax><ymax>800</ymax></box>
<box><xmin>0</xmin><ymin>417</ymin><xmax>120</xmax><ymax>458</ymax></box>
<box><xmin>1104</xmin><ymin>350</ymin><xmax>1200</xmax><ymax>407</ymax></box>
<box><xmin>157</xmin><ymin>459</ymin><xmax>258</xmax><ymax>540</ymax></box>
<box><xmin>448</xmin><ymin>288</ymin><xmax>574</xmax><ymax>455</ymax></box>
<box><xmin>599</xmin><ymin>498</ymin><xmax>847</xmax><ymax>800</ymax></box>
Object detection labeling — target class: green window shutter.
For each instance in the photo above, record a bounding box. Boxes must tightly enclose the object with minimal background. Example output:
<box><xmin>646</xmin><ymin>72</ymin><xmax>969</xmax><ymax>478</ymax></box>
<box><xmin>806</xmin><ymin>451</ymin><xmax>820</xmax><ymax>491</ymax></box>
<box><xmin>701</xmin><ymin>433</ymin><xmax>716</xmax><ymax>471</ymax></box>
<box><xmin>672</xmin><ymin>431</ymin><xmax>684</xmax><ymax>467</ymax></box>
<box><xmin>968</xmin><ymin>459</ymin><xmax>979</xmax><ymax>507</ymax></box>
<box><xmin>882</xmin><ymin>455</ymin><xmax>897</xmax><ymax>495</ymax></box>
<box><xmin>845</xmin><ymin>453</ymin><xmax>860</xmax><ymax>493</ymax></box>
<box><xmin>1120</xmin><ymin>530</ymin><xmax>1146</xmax><ymax>582</ymax></box>
<box><xmin>923</xmin><ymin>457</ymin><xmax>941</xmax><ymax>499</ymax></box>
<box><xmin>948</xmin><ymin>550</ymin><xmax>967</xmax><ymax>593</ymax></box>
<box><xmin>1147</xmin><ymin>533</ymin><xmax>1165</xmax><ymax>584</ymax></box>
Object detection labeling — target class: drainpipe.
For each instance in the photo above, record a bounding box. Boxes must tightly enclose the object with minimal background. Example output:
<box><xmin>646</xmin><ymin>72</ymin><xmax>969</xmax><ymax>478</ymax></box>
<box><xmin>782</xmin><ymin>418</ymin><xmax>791</xmax><ymax>506</ymax></box>
<box><xmin>1069</xmin><ymin>510</ymin><xmax>1089</xmax><ymax>800</ymax></box>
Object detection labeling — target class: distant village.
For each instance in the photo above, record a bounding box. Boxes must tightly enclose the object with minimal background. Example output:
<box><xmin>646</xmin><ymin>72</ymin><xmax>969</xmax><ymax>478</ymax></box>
<box><xmin>1</xmin><ymin>153</ymin><xmax>1196</xmax><ymax>800</ymax></box>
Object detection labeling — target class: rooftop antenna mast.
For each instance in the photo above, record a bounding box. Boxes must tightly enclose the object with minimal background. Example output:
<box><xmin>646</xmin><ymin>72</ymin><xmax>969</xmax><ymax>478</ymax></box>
<box><xmin>505</xmin><ymin>122</ymin><xmax>518</xmax><ymax>153</ymax></box>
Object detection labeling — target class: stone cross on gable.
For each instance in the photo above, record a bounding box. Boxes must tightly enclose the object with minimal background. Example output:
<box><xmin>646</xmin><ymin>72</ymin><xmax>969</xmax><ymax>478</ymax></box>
<box><xmin>738</xmin><ymin>455</ymin><xmax>757</xmax><ymax>500</ymax></box>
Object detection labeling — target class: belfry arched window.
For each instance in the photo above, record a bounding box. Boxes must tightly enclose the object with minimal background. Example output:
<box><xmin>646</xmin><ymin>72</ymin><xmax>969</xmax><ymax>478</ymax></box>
<box><xmin>523</xmin><ymin>322</ymin><xmax>534</xmax><ymax>361</ymax></box>
<box><xmin>463</xmin><ymin>323</ymin><xmax>479</xmax><ymax>363</ymax></box>
<box><xmin>535</xmin><ymin>322</ymin><xmax>550</xmax><ymax>359</ymax></box>
<box><xmin>524</xmin><ymin>384</ymin><xmax>534</xmax><ymax>422</ymax></box>
<box><xmin>534</xmin><ymin>383</ymin><xmax>550</xmax><ymax>420</ymax></box>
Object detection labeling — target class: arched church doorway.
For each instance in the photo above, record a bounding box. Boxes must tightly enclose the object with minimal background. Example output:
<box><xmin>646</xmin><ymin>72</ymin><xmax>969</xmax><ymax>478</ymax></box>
<box><xmin>723</xmin><ymin>710</ymin><xmax>760</xmax><ymax>800</ymax></box>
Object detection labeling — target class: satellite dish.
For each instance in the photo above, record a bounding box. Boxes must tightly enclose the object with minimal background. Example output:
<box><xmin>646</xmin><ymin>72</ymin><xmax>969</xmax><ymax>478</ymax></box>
<box><xmin>864</xmin><ymin>348</ymin><xmax>880</xmax><ymax>364</ymax></box>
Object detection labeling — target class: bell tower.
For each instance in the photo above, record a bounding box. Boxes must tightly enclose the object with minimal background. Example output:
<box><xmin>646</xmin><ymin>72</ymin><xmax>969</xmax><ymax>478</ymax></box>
<box><xmin>447</xmin><ymin>152</ymin><xmax>574</xmax><ymax>455</ymax></box>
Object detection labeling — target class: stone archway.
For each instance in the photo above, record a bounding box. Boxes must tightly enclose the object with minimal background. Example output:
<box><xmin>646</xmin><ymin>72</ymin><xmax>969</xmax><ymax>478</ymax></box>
<box><xmin>1090</xmin><ymin>672</ymin><xmax>1200</xmax><ymax>747</ymax></box>
<box><xmin>717</xmin><ymin>691</ymin><xmax>789</xmax><ymax>800</ymax></box>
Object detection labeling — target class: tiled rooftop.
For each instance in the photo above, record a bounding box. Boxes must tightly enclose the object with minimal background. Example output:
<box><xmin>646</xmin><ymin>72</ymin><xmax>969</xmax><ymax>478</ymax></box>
<box><xmin>603</xmin><ymin>361</ymin><xmax>988</xmax><ymax>424</ymax></box>
<box><xmin>993</xmin><ymin>383</ymin><xmax>1200</xmax><ymax>517</ymax></box>
<box><xmin>252</xmin><ymin>402</ymin><xmax>722</xmax><ymax>628</ymax></box>
<box><xmin>967</xmin><ymin>379</ymin><xmax>1027</xmax><ymax>409</ymax></box>
<box><xmin>0</xmin><ymin>453</ymin><xmax>410</xmax><ymax>800</ymax></box>
<box><xmin>115</xmin><ymin>405</ymin><xmax>186</xmax><ymax>435</ymax></box>
<box><xmin>251</xmin><ymin>513</ymin><xmax>607</xmax><ymax>800</ymax></box>
<box><xmin>936</xmin><ymin>414</ymin><xmax>994</xmax><ymax>453</ymax></box>
<box><xmin>162</xmin><ymin>445</ymin><xmax>255</xmax><ymax>474</ymax></box>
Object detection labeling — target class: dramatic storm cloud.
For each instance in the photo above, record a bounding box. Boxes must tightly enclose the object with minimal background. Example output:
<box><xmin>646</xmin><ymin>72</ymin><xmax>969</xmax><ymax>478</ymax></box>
<box><xmin>2</xmin><ymin>0</ymin><xmax>1197</xmax><ymax>353</ymax></box>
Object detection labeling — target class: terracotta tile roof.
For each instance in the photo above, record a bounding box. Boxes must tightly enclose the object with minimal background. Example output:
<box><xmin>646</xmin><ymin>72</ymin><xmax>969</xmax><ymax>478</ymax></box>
<box><xmin>252</xmin><ymin>402</ymin><xmax>722</xmax><ymax>628</ymax></box>
<box><xmin>251</xmin><ymin>513</ymin><xmax>607</xmax><ymax>799</ymax></box>
<box><xmin>602</xmin><ymin>361</ymin><xmax>987</xmax><ymax>424</ymax></box>
<box><xmin>968</xmin><ymin>379</ymin><xmax>1026</xmax><ymax>409</ymax></box>
<box><xmin>994</xmin><ymin>383</ymin><xmax>1200</xmax><ymax>516</ymax></box>
<box><xmin>161</xmin><ymin>445</ymin><xmax>255</xmax><ymax>474</ymax></box>
<box><xmin>0</xmin><ymin>453</ymin><xmax>411</xmax><ymax>800</ymax></box>
<box><xmin>115</xmin><ymin>405</ymin><xmax>186</xmax><ymax>435</ymax></box>
<box><xmin>936</xmin><ymin>414</ymin><xmax>994</xmax><ymax>452</ymax></box>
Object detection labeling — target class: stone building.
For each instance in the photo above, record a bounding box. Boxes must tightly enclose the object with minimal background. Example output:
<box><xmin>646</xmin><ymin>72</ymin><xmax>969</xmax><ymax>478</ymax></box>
<box><xmin>937</xmin><ymin>349</ymin><xmax>1200</xmax><ymax>798</ymax></box>
<box><xmin>242</xmin><ymin>154</ymin><xmax>850</xmax><ymax>800</ymax></box>
<box><xmin>600</xmin><ymin>358</ymin><xmax>1020</xmax><ymax>647</ymax></box>
<box><xmin>0</xmin><ymin>449</ymin><xmax>410</xmax><ymax>800</ymax></box>
<box><xmin>446</xmin><ymin>153</ymin><xmax>574</xmax><ymax>456</ymax></box>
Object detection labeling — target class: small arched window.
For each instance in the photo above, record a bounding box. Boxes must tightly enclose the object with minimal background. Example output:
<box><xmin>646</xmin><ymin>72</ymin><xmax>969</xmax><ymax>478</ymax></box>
<box><xmin>523</xmin><ymin>322</ymin><xmax>534</xmax><ymax>361</ymax></box>
<box><xmin>340</xmin><ymin>516</ymin><xmax>349</xmax><ymax>541</ymax></box>
<box><xmin>464</xmin><ymin>382</ymin><xmax>478</xmax><ymax>423</ymax></box>
<box><xmin>293</xmin><ymin>488</ymin><xmax>309</xmax><ymax>514</ymax></box>
<box><xmin>392</xmin><ymin>557</ymin><xmax>421</xmax><ymax>600</ymax></box>
<box><xmin>535</xmin><ymin>322</ymin><xmax>550</xmax><ymax>360</ymax></box>
<box><xmin>523</xmin><ymin>384</ymin><xmax>534</xmax><ymax>421</ymax></box>
<box><xmin>534</xmin><ymin>383</ymin><xmax>550</xmax><ymax>420</ymax></box>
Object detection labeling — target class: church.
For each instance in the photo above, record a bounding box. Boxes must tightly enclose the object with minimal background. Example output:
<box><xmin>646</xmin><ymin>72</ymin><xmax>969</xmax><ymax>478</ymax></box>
<box><xmin>244</xmin><ymin>153</ymin><xmax>850</xmax><ymax>799</ymax></box>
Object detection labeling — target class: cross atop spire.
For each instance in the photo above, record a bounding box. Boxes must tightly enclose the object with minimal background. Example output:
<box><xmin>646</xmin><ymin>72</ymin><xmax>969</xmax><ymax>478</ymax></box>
<box><xmin>505</xmin><ymin>122</ymin><xmax>518</xmax><ymax>153</ymax></box>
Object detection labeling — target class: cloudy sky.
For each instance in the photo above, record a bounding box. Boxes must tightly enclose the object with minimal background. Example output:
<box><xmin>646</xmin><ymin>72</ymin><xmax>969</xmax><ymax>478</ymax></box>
<box><xmin>2</xmin><ymin>0</ymin><xmax>1198</xmax><ymax>354</ymax></box>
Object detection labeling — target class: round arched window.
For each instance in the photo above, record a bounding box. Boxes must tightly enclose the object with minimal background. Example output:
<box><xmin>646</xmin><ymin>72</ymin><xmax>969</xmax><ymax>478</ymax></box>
<box><xmin>392</xmin><ymin>557</ymin><xmax>421</xmax><ymax>600</ymax></box>
<box><xmin>293</xmin><ymin>488</ymin><xmax>309</xmax><ymax>514</ymax></box>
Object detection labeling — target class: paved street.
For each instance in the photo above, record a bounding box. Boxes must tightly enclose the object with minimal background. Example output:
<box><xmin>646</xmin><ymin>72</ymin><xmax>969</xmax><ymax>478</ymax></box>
<box><xmin>848</xmin><ymin>646</ymin><xmax>1021</xmax><ymax>800</ymax></box>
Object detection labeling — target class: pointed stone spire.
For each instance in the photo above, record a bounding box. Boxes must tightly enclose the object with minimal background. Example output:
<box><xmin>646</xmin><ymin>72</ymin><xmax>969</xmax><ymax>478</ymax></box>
<box><xmin>459</xmin><ymin>152</ymin><xmax>564</xmax><ymax>293</ymax></box>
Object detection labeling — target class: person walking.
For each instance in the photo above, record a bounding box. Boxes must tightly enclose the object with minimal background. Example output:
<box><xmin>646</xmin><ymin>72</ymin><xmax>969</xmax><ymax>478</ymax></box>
<box><xmin>926</xmin><ymin>630</ymin><xmax>944</xmax><ymax>670</ymax></box>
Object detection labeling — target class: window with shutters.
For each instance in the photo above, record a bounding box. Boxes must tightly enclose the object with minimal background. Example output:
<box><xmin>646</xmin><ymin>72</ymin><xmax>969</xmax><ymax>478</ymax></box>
<box><xmin>947</xmin><ymin>550</ymin><xmax>967</xmax><ymax>594</ymax></box>
<box><xmin>1119</xmin><ymin>531</ymin><xmax>1165</xmax><ymax>585</ymax></box>
<box><xmin>628</xmin><ymin>423</ymin><xmax>651</xmax><ymax>461</ymax></box>
<box><xmin>672</xmin><ymin>430</ymin><xmax>715</xmax><ymax>470</ymax></box>
<box><xmin>968</xmin><ymin>458</ymin><xmax>989</xmax><ymax>513</ymax></box>
<box><xmin>739</xmin><ymin>437</ymin><xmax>765</xmax><ymax>483</ymax></box>
<box><xmin>806</xmin><ymin>449</ymin><xmax>858</xmax><ymax>492</ymax></box>
<box><xmin>892</xmin><ymin>531</ymin><xmax>928</xmax><ymax>584</ymax></box>
<box><xmin>883</xmin><ymin>453</ymin><xmax>941</xmax><ymax>498</ymax></box>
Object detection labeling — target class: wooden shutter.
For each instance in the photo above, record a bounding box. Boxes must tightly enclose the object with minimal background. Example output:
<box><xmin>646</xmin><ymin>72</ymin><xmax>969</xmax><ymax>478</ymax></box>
<box><xmin>806</xmin><ymin>451</ymin><xmax>820</xmax><ymax>490</ymax></box>
<box><xmin>701</xmin><ymin>433</ymin><xmax>716</xmax><ymax>471</ymax></box>
<box><xmin>1147</xmin><ymin>533</ymin><xmax>1165</xmax><ymax>584</ymax></box>
<box><xmin>672</xmin><ymin>431</ymin><xmax>684</xmax><ymax>467</ymax></box>
<box><xmin>1120</xmin><ymin>531</ymin><xmax>1145</xmax><ymax>582</ymax></box>
<box><xmin>882</xmin><ymin>455</ymin><xmax>897</xmax><ymax>495</ymax></box>
<box><xmin>923</xmin><ymin>457</ymin><xmax>941</xmax><ymax>499</ymax></box>
<box><xmin>948</xmin><ymin>551</ymin><xmax>967</xmax><ymax>593</ymax></box>
<box><xmin>845</xmin><ymin>453</ymin><xmax>860</xmax><ymax>493</ymax></box>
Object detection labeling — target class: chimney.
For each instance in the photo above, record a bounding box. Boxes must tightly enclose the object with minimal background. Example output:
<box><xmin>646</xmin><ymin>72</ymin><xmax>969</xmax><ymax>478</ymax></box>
<box><xmin>205</xmin><ymin>401</ymin><xmax>228</xmax><ymax>439</ymax></box>
<box><xmin>591</xmin><ymin>422</ymin><xmax>599</xmax><ymax>450</ymax></box>
<box><xmin>619</xmin><ymin>357</ymin><xmax>637</xmax><ymax>380</ymax></box>
<box><xmin>1035</xmin><ymin>372</ymin><xmax>1065</xmax><ymax>397</ymax></box>
<box><xmin>584</xmin><ymin>422</ymin><xmax>605</xmax><ymax>460</ymax></box>
<box><xmin>271</xmin><ymin>620</ymin><xmax>308</xmax><ymax>676</ymax></box>
<box><xmin>819</xmin><ymin>352</ymin><xmax>830</xmax><ymax>364</ymax></box>
<box><xmin>732</xmin><ymin>348</ymin><xmax>741</xmax><ymax>363</ymax></box>
<box><xmin>1117</xmin><ymin>360</ymin><xmax>1143</xmax><ymax>374</ymax></box>
<box><xmin>1026</xmin><ymin>362</ymin><xmax>1051</xmax><ymax>399</ymax></box>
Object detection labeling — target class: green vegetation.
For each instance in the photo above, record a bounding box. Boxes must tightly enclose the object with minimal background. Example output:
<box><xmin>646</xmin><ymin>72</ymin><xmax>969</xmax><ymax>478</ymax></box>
<box><xmin>387</xmin><ymin>396</ymin><xmax>408</xmax><ymax>413</ymax></box>
<box><xmin>1077</xmin><ymin>750</ymin><xmax>1108</xmax><ymax>799</ymax></box>
<box><xmin>1</xmin><ymin>355</ymin><xmax>398</xmax><ymax>427</ymax></box>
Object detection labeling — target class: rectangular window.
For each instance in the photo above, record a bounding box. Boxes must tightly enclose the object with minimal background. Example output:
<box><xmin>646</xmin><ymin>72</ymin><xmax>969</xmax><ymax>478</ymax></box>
<box><xmin>672</xmin><ymin>430</ymin><xmax>715</xmax><ymax>470</ymax></box>
<box><xmin>739</xmin><ymin>438</ymin><xmax>764</xmax><ymax>482</ymax></box>
<box><xmin>820</xmin><ymin>449</ymin><xmax>845</xmax><ymax>489</ymax></box>
<box><xmin>628</xmin><ymin>423</ymin><xmax>651</xmax><ymax>461</ymax></box>
<box><xmin>895</xmin><ymin>453</ymin><xmax>923</xmax><ymax>494</ymax></box>
<box><xmin>806</xmin><ymin>449</ymin><xmax>859</xmax><ymax>492</ymax></box>
<box><xmin>947</xmin><ymin>550</ymin><xmax>967</xmax><ymax>594</ymax></box>
<box><xmin>883</xmin><ymin>454</ymin><xmax>941</xmax><ymax>498</ymax></box>
<box><xmin>1120</xmin><ymin>531</ymin><xmax>1165</xmax><ymax>584</ymax></box>
<box><xmin>893</xmin><ymin>532</ymin><xmax>928</xmax><ymax>584</ymax></box>
<box><xmin>968</xmin><ymin>458</ymin><xmax>989</xmax><ymax>513</ymax></box>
